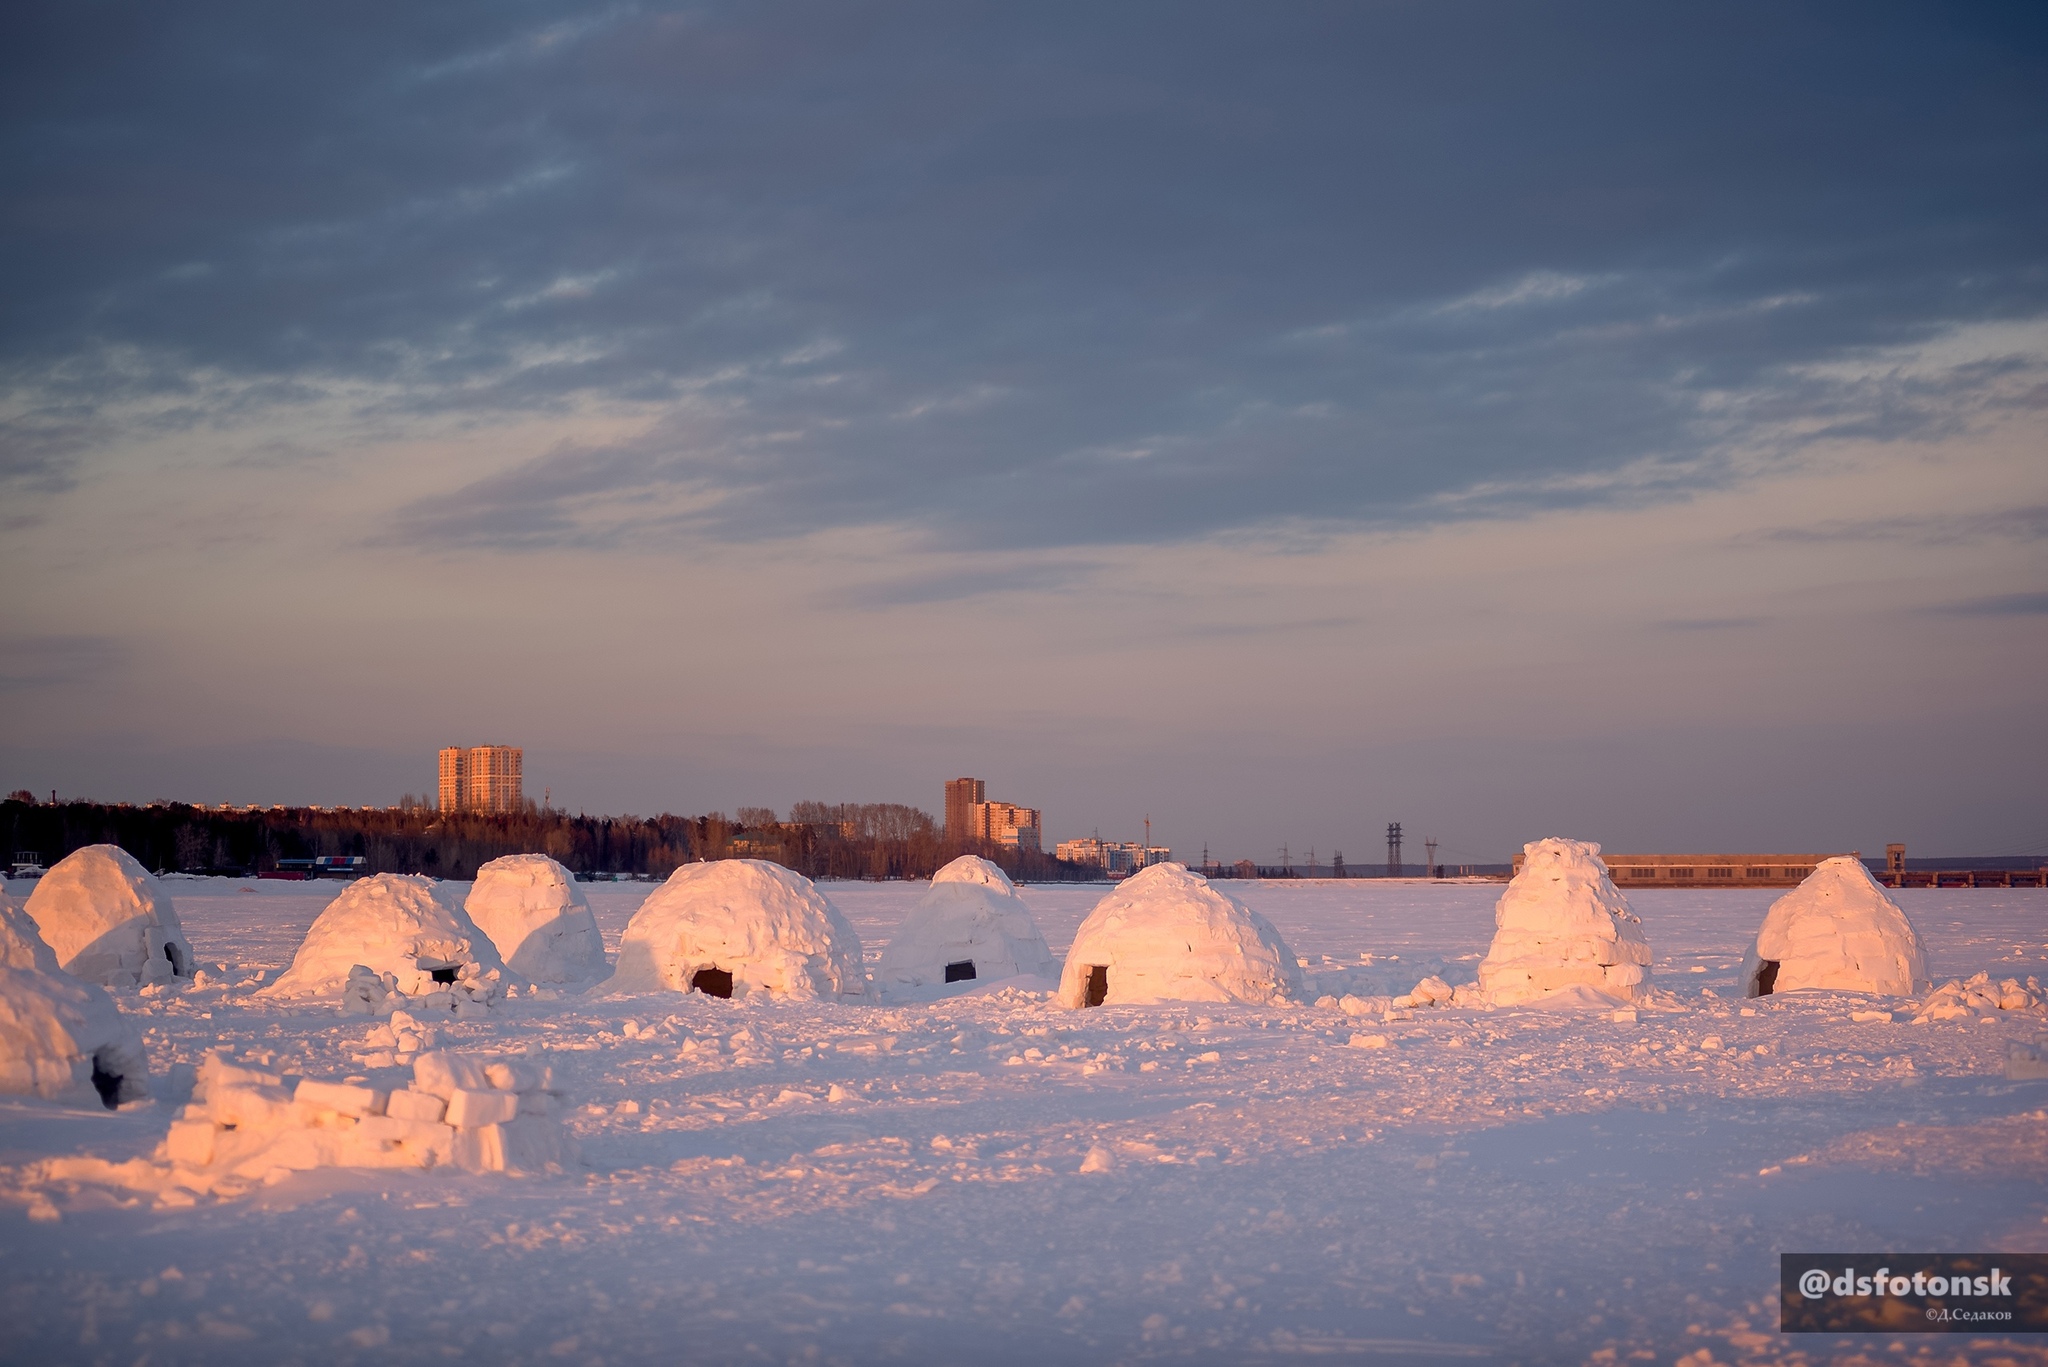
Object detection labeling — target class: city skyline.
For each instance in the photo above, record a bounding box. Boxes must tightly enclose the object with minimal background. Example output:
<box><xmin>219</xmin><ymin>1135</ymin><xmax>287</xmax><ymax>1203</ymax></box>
<box><xmin>2</xmin><ymin>5</ymin><xmax>2043</xmax><ymax>860</ymax></box>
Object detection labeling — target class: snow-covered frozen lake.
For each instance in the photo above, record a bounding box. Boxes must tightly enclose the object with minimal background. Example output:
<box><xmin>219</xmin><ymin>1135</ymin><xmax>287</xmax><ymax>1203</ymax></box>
<box><xmin>2</xmin><ymin>876</ymin><xmax>2044</xmax><ymax>1364</ymax></box>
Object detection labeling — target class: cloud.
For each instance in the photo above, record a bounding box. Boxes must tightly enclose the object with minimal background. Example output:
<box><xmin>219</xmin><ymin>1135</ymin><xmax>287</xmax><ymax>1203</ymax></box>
<box><xmin>834</xmin><ymin>560</ymin><xmax>1101</xmax><ymax>608</ymax></box>
<box><xmin>1940</xmin><ymin>591</ymin><xmax>2048</xmax><ymax>617</ymax></box>
<box><xmin>0</xmin><ymin>635</ymin><xmax>126</xmax><ymax>692</ymax></box>
<box><xmin>1657</xmin><ymin>617</ymin><xmax>1763</xmax><ymax>631</ymax></box>
<box><xmin>1751</xmin><ymin>506</ymin><xmax>2048</xmax><ymax>546</ymax></box>
<box><xmin>1435</xmin><ymin>271</ymin><xmax>1600</xmax><ymax>314</ymax></box>
<box><xmin>3</xmin><ymin>2</ymin><xmax>2046</xmax><ymax>555</ymax></box>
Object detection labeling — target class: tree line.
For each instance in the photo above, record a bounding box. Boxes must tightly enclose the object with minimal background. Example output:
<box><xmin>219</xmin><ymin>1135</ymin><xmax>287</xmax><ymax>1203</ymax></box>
<box><xmin>0</xmin><ymin>796</ymin><xmax>1100</xmax><ymax>882</ymax></box>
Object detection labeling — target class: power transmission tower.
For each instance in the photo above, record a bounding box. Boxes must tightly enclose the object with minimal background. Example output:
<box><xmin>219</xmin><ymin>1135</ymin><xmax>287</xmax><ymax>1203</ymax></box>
<box><xmin>1386</xmin><ymin>822</ymin><xmax>1403</xmax><ymax>877</ymax></box>
<box><xmin>1424</xmin><ymin>837</ymin><xmax>1439</xmax><ymax>878</ymax></box>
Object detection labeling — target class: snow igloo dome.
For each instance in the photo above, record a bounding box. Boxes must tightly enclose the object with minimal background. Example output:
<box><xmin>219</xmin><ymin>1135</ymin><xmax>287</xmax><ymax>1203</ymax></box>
<box><xmin>0</xmin><ymin>894</ymin><xmax>151</xmax><ymax>1108</ymax></box>
<box><xmin>610</xmin><ymin>859</ymin><xmax>869</xmax><ymax>1001</ymax></box>
<box><xmin>24</xmin><ymin>844</ymin><xmax>194</xmax><ymax>987</ymax></box>
<box><xmin>465</xmin><ymin>853</ymin><xmax>608</xmax><ymax>986</ymax></box>
<box><xmin>874</xmin><ymin>856</ymin><xmax>1057</xmax><ymax>997</ymax></box>
<box><xmin>1738</xmin><ymin>856</ymin><xmax>1930</xmax><ymax>998</ymax></box>
<box><xmin>1476</xmin><ymin>838</ymin><xmax>1652</xmax><ymax>1005</ymax></box>
<box><xmin>261</xmin><ymin>874</ymin><xmax>512</xmax><ymax>1003</ymax></box>
<box><xmin>1058</xmin><ymin>862</ymin><xmax>1304</xmax><ymax>1009</ymax></box>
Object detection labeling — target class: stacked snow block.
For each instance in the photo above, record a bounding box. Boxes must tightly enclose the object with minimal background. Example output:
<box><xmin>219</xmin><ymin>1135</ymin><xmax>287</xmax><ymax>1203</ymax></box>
<box><xmin>406</xmin><ymin>1051</ymin><xmax>573</xmax><ymax>1174</ymax></box>
<box><xmin>160</xmin><ymin>1049</ymin><xmax>573</xmax><ymax>1180</ymax></box>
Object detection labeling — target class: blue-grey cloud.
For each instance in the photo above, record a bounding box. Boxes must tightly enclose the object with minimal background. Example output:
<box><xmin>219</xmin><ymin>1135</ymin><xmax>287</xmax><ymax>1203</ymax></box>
<box><xmin>1656</xmin><ymin>617</ymin><xmax>1764</xmax><ymax>632</ymax></box>
<box><xmin>1753</xmin><ymin>506</ymin><xmax>2048</xmax><ymax>546</ymax></box>
<box><xmin>1941</xmin><ymin>591</ymin><xmax>2048</xmax><ymax>617</ymax></box>
<box><xmin>834</xmin><ymin>561</ymin><xmax>1102</xmax><ymax>609</ymax></box>
<box><xmin>0</xmin><ymin>635</ymin><xmax>126</xmax><ymax>692</ymax></box>
<box><xmin>5</xmin><ymin>1</ymin><xmax>2047</xmax><ymax>547</ymax></box>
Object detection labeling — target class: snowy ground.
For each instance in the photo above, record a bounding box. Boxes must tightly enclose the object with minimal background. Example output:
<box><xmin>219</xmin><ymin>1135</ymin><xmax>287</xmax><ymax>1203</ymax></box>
<box><xmin>2</xmin><ymin>876</ymin><xmax>2045</xmax><ymax>1366</ymax></box>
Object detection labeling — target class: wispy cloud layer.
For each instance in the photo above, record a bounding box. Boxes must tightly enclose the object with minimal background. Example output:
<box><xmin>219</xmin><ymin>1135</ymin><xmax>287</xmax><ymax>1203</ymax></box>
<box><xmin>5</xmin><ymin>2</ymin><xmax>2046</xmax><ymax>551</ymax></box>
<box><xmin>3</xmin><ymin>2</ymin><xmax>2045</xmax><ymax>848</ymax></box>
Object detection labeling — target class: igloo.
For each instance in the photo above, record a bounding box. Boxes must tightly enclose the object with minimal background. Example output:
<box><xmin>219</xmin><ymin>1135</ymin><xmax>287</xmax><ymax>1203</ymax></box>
<box><xmin>874</xmin><ymin>856</ymin><xmax>1057</xmax><ymax>996</ymax></box>
<box><xmin>261</xmin><ymin>874</ymin><xmax>512</xmax><ymax>1003</ymax></box>
<box><xmin>1738</xmin><ymin>855</ymin><xmax>1930</xmax><ymax>998</ymax></box>
<box><xmin>610</xmin><ymin>859</ymin><xmax>869</xmax><ymax>1001</ymax></box>
<box><xmin>0</xmin><ymin>895</ymin><xmax>151</xmax><ymax>1108</ymax></box>
<box><xmin>1476</xmin><ymin>838</ymin><xmax>1652</xmax><ymax>1005</ymax></box>
<box><xmin>24</xmin><ymin>844</ymin><xmax>194</xmax><ymax>987</ymax></box>
<box><xmin>465</xmin><ymin>854</ymin><xmax>608</xmax><ymax>986</ymax></box>
<box><xmin>1058</xmin><ymin>863</ymin><xmax>1304</xmax><ymax>1008</ymax></box>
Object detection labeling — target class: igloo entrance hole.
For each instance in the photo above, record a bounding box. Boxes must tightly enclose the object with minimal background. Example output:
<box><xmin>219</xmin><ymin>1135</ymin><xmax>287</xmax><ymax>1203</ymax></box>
<box><xmin>428</xmin><ymin>965</ymin><xmax>459</xmax><ymax>984</ymax></box>
<box><xmin>165</xmin><ymin>943</ymin><xmax>185</xmax><ymax>976</ymax></box>
<box><xmin>943</xmin><ymin>960</ymin><xmax>976</xmax><ymax>984</ymax></box>
<box><xmin>1752</xmin><ymin>960</ymin><xmax>1780</xmax><ymax>996</ymax></box>
<box><xmin>1083</xmin><ymin>965</ymin><xmax>1109</xmax><ymax>1007</ymax></box>
<box><xmin>89</xmin><ymin>1052</ymin><xmax>123</xmax><ymax>1110</ymax></box>
<box><xmin>692</xmin><ymin>967</ymin><xmax>734</xmax><ymax>999</ymax></box>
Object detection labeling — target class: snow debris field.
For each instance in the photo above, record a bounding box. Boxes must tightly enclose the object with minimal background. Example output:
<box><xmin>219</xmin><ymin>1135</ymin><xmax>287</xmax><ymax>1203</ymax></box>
<box><xmin>2</xmin><ymin>871</ymin><xmax>2046</xmax><ymax>1365</ymax></box>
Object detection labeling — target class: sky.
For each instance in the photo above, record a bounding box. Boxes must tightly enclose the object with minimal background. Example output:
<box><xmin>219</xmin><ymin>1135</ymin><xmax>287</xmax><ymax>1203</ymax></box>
<box><xmin>3</xmin><ymin>1</ymin><xmax>2045</xmax><ymax>864</ymax></box>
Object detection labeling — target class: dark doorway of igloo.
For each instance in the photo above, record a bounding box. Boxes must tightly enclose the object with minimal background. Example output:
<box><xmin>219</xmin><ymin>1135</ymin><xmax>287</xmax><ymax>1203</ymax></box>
<box><xmin>692</xmin><ymin>967</ymin><xmax>734</xmax><ymax>998</ymax></box>
<box><xmin>1084</xmin><ymin>965</ymin><xmax>1109</xmax><ymax>1007</ymax></box>
<box><xmin>429</xmin><ymin>966</ymin><xmax>459</xmax><ymax>984</ymax></box>
<box><xmin>1753</xmin><ymin>960</ymin><xmax>1780</xmax><ymax>996</ymax></box>
<box><xmin>164</xmin><ymin>943</ymin><xmax>185</xmax><ymax>976</ymax></box>
<box><xmin>944</xmin><ymin>960</ymin><xmax>976</xmax><ymax>983</ymax></box>
<box><xmin>90</xmin><ymin>1053</ymin><xmax>122</xmax><ymax>1110</ymax></box>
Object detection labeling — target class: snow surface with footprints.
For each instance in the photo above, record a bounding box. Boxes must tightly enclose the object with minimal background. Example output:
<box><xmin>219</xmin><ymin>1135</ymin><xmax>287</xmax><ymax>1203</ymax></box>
<box><xmin>1</xmin><ymin>875</ymin><xmax>2045</xmax><ymax>1366</ymax></box>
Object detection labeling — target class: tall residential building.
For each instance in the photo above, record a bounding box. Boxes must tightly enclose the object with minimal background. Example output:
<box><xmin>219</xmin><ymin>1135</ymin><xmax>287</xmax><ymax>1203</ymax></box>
<box><xmin>437</xmin><ymin>747</ymin><xmax>468</xmax><ymax>812</ymax></box>
<box><xmin>944</xmin><ymin>776</ymin><xmax>1041</xmax><ymax>851</ymax></box>
<box><xmin>943</xmin><ymin>778</ymin><xmax>985</xmax><ymax>841</ymax></box>
<box><xmin>971</xmin><ymin>800</ymin><xmax>1041</xmax><ymax>853</ymax></box>
<box><xmin>437</xmin><ymin>745</ymin><xmax>524</xmax><ymax>814</ymax></box>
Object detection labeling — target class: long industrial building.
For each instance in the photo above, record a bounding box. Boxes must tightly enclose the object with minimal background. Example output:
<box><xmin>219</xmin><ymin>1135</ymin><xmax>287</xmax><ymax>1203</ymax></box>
<box><xmin>1509</xmin><ymin>850</ymin><xmax>1839</xmax><ymax>888</ymax></box>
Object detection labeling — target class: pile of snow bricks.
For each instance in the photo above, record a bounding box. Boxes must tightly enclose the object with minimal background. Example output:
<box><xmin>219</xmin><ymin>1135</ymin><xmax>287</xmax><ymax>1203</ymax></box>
<box><xmin>163</xmin><ymin>1050</ymin><xmax>571</xmax><ymax>1178</ymax></box>
<box><xmin>1914</xmin><ymin>971</ymin><xmax>2041</xmax><ymax>1022</ymax></box>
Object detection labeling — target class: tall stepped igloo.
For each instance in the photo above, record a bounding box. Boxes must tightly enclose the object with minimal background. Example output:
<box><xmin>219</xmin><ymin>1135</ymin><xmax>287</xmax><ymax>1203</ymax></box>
<box><xmin>25</xmin><ymin>844</ymin><xmax>195</xmax><ymax>987</ymax></box>
<box><xmin>262</xmin><ymin>873</ymin><xmax>513</xmax><ymax>1004</ymax></box>
<box><xmin>465</xmin><ymin>854</ymin><xmax>608</xmax><ymax>986</ymax></box>
<box><xmin>1059</xmin><ymin>862</ymin><xmax>1303</xmax><ymax>1008</ymax></box>
<box><xmin>611</xmin><ymin>859</ymin><xmax>869</xmax><ymax>1001</ymax></box>
<box><xmin>0</xmin><ymin>894</ymin><xmax>151</xmax><ymax>1108</ymax></box>
<box><xmin>1476</xmin><ymin>838</ymin><xmax>1652</xmax><ymax>1005</ymax></box>
<box><xmin>875</xmin><ymin>856</ymin><xmax>1057</xmax><ymax>996</ymax></box>
<box><xmin>1738</xmin><ymin>855</ymin><xmax>1929</xmax><ymax>997</ymax></box>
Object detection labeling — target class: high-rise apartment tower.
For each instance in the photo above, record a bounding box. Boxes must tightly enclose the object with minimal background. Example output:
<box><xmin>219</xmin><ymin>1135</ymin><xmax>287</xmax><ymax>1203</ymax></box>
<box><xmin>944</xmin><ymin>778</ymin><xmax>985</xmax><ymax>841</ymax></box>
<box><xmin>438</xmin><ymin>745</ymin><xmax>524</xmax><ymax>814</ymax></box>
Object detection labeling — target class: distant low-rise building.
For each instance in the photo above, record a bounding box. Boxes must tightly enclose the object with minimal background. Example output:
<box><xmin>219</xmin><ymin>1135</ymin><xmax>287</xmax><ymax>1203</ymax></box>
<box><xmin>1055</xmin><ymin>837</ymin><xmax>1169</xmax><ymax>874</ymax></box>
